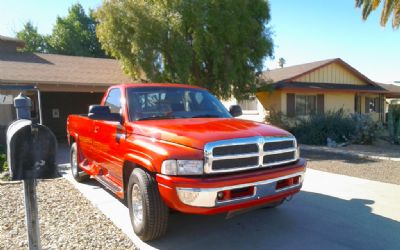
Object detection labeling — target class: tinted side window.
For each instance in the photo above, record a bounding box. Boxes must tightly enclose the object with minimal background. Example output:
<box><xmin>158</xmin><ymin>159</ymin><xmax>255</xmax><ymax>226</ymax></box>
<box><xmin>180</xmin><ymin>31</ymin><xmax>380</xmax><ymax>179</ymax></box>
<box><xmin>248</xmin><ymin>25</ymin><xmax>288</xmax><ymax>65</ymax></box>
<box><xmin>104</xmin><ymin>88</ymin><xmax>122</xmax><ymax>114</ymax></box>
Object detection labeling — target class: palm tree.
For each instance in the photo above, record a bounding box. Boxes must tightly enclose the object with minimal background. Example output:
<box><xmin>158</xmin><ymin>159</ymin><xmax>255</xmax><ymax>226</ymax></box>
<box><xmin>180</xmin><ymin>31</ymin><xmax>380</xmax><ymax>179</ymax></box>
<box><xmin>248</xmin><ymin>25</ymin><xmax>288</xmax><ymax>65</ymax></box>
<box><xmin>278</xmin><ymin>57</ymin><xmax>286</xmax><ymax>68</ymax></box>
<box><xmin>355</xmin><ymin>0</ymin><xmax>400</xmax><ymax>29</ymax></box>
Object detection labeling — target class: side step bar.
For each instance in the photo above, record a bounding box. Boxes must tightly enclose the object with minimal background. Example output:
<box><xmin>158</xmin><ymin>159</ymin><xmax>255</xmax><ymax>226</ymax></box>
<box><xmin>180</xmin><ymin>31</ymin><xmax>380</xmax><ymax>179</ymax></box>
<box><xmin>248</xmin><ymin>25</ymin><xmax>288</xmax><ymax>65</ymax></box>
<box><xmin>93</xmin><ymin>175</ymin><xmax>124</xmax><ymax>198</ymax></box>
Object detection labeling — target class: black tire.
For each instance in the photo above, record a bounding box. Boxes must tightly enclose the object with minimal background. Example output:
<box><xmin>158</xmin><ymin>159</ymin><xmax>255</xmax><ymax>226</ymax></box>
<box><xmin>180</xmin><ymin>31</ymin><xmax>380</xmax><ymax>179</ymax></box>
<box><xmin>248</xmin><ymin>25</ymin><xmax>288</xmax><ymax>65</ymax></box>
<box><xmin>70</xmin><ymin>142</ymin><xmax>89</xmax><ymax>182</ymax></box>
<box><xmin>127</xmin><ymin>168</ymin><xmax>169</xmax><ymax>241</ymax></box>
<box><xmin>262</xmin><ymin>198</ymin><xmax>284</xmax><ymax>209</ymax></box>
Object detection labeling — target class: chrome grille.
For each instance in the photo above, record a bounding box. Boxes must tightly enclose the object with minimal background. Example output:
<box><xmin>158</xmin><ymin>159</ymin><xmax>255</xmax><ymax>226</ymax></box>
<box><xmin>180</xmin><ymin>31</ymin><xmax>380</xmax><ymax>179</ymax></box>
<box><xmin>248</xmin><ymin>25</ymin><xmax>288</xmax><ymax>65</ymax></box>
<box><xmin>204</xmin><ymin>136</ymin><xmax>298</xmax><ymax>174</ymax></box>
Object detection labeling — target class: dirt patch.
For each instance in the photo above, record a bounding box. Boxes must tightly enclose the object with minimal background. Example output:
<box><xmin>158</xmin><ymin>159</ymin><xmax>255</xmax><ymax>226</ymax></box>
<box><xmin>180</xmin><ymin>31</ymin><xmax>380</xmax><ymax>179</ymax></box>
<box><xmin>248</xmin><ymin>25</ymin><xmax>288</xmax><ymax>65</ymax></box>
<box><xmin>0</xmin><ymin>178</ymin><xmax>136</xmax><ymax>250</ymax></box>
<box><xmin>302</xmin><ymin>149</ymin><xmax>400</xmax><ymax>185</ymax></box>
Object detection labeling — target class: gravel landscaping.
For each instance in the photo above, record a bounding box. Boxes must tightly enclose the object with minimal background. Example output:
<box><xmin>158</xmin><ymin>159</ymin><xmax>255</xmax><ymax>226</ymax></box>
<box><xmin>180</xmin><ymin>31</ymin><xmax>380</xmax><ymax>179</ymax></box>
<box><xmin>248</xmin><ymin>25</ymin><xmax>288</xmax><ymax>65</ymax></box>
<box><xmin>0</xmin><ymin>178</ymin><xmax>136</xmax><ymax>250</ymax></box>
<box><xmin>302</xmin><ymin>149</ymin><xmax>400</xmax><ymax>185</ymax></box>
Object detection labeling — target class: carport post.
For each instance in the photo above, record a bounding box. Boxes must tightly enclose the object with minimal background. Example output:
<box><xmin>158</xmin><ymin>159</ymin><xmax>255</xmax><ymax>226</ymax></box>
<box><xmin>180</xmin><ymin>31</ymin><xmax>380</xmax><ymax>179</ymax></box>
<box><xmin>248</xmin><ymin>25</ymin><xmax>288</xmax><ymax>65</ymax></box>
<box><xmin>14</xmin><ymin>93</ymin><xmax>41</xmax><ymax>250</ymax></box>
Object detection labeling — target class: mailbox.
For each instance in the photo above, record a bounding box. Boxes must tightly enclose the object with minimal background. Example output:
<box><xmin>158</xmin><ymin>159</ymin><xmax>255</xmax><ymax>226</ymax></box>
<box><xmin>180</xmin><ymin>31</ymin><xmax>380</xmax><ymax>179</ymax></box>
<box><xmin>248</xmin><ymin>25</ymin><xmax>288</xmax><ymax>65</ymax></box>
<box><xmin>6</xmin><ymin>93</ymin><xmax>58</xmax><ymax>180</ymax></box>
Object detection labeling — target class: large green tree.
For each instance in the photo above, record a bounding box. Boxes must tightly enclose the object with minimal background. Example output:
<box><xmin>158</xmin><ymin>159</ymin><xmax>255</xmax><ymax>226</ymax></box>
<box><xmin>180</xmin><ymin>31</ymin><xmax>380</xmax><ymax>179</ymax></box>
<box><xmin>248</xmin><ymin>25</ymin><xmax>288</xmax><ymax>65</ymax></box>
<box><xmin>16</xmin><ymin>22</ymin><xmax>46</xmax><ymax>52</ymax></box>
<box><xmin>355</xmin><ymin>0</ymin><xmax>400</xmax><ymax>29</ymax></box>
<box><xmin>95</xmin><ymin>0</ymin><xmax>273</xmax><ymax>99</ymax></box>
<box><xmin>47</xmin><ymin>3</ymin><xmax>106</xmax><ymax>57</ymax></box>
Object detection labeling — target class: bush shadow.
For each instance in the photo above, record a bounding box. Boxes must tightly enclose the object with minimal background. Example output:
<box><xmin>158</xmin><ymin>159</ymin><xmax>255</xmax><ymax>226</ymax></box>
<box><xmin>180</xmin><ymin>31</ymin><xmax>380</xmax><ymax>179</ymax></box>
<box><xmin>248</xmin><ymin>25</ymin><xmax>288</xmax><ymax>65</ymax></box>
<box><xmin>301</xmin><ymin>149</ymin><xmax>378</xmax><ymax>164</ymax></box>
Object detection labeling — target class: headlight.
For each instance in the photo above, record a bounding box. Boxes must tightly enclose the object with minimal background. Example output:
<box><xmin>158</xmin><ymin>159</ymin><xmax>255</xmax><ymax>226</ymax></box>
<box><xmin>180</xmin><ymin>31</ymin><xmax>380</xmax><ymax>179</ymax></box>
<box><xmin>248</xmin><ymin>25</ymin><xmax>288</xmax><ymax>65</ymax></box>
<box><xmin>293</xmin><ymin>138</ymin><xmax>300</xmax><ymax>159</ymax></box>
<box><xmin>295</xmin><ymin>146</ymin><xmax>300</xmax><ymax>159</ymax></box>
<box><xmin>161</xmin><ymin>160</ymin><xmax>203</xmax><ymax>175</ymax></box>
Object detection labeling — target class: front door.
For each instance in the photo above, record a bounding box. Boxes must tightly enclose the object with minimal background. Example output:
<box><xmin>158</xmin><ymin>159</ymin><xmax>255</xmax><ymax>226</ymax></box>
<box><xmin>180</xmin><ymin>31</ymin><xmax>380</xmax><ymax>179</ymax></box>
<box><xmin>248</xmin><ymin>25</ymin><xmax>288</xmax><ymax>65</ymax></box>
<box><xmin>92</xmin><ymin>88</ymin><xmax>124</xmax><ymax>185</ymax></box>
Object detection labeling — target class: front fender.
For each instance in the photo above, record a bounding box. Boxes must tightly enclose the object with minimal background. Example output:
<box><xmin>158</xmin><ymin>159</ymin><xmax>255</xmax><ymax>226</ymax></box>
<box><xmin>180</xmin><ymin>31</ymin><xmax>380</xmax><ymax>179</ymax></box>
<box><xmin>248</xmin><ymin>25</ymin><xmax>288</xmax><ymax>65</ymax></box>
<box><xmin>123</xmin><ymin>151</ymin><xmax>156</xmax><ymax>172</ymax></box>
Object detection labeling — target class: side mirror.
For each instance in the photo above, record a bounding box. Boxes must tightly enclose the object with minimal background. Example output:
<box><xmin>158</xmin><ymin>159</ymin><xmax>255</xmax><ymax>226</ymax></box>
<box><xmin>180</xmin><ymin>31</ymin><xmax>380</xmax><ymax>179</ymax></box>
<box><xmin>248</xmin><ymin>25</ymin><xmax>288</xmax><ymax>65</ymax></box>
<box><xmin>229</xmin><ymin>105</ymin><xmax>243</xmax><ymax>117</ymax></box>
<box><xmin>88</xmin><ymin>105</ymin><xmax>122</xmax><ymax>123</ymax></box>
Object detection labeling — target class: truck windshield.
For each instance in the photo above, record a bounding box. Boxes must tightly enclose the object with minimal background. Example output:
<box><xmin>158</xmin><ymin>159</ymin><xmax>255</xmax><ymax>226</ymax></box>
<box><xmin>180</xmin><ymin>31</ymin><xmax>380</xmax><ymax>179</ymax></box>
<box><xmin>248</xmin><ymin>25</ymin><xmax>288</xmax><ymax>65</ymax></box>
<box><xmin>126</xmin><ymin>87</ymin><xmax>232</xmax><ymax>121</ymax></box>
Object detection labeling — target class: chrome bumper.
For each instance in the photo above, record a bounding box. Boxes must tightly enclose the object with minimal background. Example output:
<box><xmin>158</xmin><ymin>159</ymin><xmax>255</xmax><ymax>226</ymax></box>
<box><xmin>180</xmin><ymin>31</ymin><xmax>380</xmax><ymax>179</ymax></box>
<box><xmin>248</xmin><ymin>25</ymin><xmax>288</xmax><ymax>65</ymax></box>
<box><xmin>176</xmin><ymin>171</ymin><xmax>305</xmax><ymax>208</ymax></box>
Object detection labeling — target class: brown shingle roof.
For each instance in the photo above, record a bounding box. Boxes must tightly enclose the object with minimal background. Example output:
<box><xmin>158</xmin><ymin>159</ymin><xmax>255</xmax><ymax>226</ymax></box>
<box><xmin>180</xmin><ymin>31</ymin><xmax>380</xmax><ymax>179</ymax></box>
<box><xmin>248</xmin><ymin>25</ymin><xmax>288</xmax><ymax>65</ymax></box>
<box><xmin>0</xmin><ymin>52</ymin><xmax>132</xmax><ymax>86</ymax></box>
<box><xmin>260</xmin><ymin>58</ymin><xmax>376</xmax><ymax>86</ymax></box>
<box><xmin>261</xmin><ymin>58</ymin><xmax>337</xmax><ymax>82</ymax></box>
<box><xmin>376</xmin><ymin>82</ymin><xmax>400</xmax><ymax>97</ymax></box>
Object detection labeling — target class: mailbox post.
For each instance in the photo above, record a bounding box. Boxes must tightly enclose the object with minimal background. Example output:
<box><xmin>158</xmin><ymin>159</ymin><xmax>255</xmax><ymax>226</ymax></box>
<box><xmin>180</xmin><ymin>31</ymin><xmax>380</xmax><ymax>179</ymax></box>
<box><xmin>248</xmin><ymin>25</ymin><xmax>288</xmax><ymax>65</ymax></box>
<box><xmin>15</xmin><ymin>94</ymin><xmax>40</xmax><ymax>250</ymax></box>
<box><xmin>6</xmin><ymin>91</ymin><xmax>58</xmax><ymax>250</ymax></box>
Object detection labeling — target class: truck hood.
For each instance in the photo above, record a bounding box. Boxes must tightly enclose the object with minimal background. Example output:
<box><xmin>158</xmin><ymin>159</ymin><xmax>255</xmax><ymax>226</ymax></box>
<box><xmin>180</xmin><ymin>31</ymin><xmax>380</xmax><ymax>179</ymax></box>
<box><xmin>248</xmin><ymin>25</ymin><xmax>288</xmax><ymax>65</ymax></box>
<box><xmin>129</xmin><ymin>118</ymin><xmax>292</xmax><ymax>150</ymax></box>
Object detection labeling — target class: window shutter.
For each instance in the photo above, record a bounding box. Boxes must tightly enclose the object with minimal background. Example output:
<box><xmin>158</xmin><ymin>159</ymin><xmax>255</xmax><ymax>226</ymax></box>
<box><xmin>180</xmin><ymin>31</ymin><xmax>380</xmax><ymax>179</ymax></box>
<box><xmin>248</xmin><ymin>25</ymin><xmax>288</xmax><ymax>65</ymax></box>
<box><xmin>376</xmin><ymin>96</ymin><xmax>380</xmax><ymax>113</ymax></box>
<box><xmin>287</xmin><ymin>93</ymin><xmax>295</xmax><ymax>117</ymax></box>
<box><xmin>354</xmin><ymin>94</ymin><xmax>361</xmax><ymax>113</ymax></box>
<box><xmin>365</xmin><ymin>97</ymin><xmax>369</xmax><ymax>113</ymax></box>
<box><xmin>317</xmin><ymin>94</ymin><xmax>324</xmax><ymax>114</ymax></box>
<box><xmin>379</xmin><ymin>94</ymin><xmax>384</xmax><ymax>121</ymax></box>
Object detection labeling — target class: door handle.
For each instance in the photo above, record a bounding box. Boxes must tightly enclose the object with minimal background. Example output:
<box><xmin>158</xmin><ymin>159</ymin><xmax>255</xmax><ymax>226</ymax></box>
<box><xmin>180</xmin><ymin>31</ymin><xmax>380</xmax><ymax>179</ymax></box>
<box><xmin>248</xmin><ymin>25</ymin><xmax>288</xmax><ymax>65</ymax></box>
<box><xmin>94</xmin><ymin>126</ymin><xmax>100</xmax><ymax>133</ymax></box>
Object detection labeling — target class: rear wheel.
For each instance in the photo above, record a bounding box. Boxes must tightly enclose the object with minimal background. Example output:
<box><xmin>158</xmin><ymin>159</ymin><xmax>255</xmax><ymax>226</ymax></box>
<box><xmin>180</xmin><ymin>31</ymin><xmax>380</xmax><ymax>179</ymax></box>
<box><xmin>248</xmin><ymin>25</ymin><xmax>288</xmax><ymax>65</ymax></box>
<box><xmin>70</xmin><ymin>142</ymin><xmax>89</xmax><ymax>182</ymax></box>
<box><xmin>128</xmin><ymin>168</ymin><xmax>169</xmax><ymax>241</ymax></box>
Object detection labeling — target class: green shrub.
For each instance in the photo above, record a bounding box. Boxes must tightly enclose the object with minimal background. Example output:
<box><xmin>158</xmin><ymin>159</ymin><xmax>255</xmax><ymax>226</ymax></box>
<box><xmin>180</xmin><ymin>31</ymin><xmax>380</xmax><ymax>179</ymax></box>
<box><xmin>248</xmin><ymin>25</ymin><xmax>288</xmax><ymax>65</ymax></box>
<box><xmin>0</xmin><ymin>144</ymin><xmax>7</xmax><ymax>173</ymax></box>
<box><xmin>265</xmin><ymin>110</ymin><xmax>291</xmax><ymax>130</ymax></box>
<box><xmin>290</xmin><ymin>109</ymin><xmax>356</xmax><ymax>145</ymax></box>
<box><xmin>350</xmin><ymin>113</ymin><xmax>382</xmax><ymax>144</ymax></box>
<box><xmin>388</xmin><ymin>104</ymin><xmax>400</xmax><ymax>144</ymax></box>
<box><xmin>266</xmin><ymin>109</ymin><xmax>380</xmax><ymax>146</ymax></box>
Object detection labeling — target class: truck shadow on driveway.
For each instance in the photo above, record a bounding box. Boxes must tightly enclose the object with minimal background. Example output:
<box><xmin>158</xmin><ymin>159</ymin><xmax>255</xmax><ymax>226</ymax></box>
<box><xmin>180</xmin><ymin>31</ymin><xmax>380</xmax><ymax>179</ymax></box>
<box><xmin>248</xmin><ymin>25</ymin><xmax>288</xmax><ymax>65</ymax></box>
<box><xmin>150</xmin><ymin>191</ymin><xmax>400</xmax><ymax>250</ymax></box>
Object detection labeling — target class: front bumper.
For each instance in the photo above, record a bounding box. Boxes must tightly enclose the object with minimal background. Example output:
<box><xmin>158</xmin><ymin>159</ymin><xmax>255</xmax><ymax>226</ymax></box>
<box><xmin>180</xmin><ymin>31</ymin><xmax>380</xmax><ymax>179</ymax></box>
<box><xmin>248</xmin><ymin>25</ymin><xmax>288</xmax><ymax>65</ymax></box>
<box><xmin>156</xmin><ymin>158</ymin><xmax>306</xmax><ymax>214</ymax></box>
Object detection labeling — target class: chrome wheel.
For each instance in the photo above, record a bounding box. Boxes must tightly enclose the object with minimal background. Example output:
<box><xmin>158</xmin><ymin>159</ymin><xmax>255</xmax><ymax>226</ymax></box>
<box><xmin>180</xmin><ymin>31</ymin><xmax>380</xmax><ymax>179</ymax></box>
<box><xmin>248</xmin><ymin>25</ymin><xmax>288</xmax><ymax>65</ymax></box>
<box><xmin>131</xmin><ymin>184</ymin><xmax>143</xmax><ymax>226</ymax></box>
<box><xmin>71</xmin><ymin>148</ymin><xmax>78</xmax><ymax>176</ymax></box>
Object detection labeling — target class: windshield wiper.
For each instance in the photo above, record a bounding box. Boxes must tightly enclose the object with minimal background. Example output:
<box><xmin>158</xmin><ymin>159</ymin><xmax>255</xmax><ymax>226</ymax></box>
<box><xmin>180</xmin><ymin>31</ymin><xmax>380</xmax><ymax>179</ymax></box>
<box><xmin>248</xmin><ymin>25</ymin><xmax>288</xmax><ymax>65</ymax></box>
<box><xmin>191</xmin><ymin>114</ymin><xmax>221</xmax><ymax>118</ymax></box>
<box><xmin>137</xmin><ymin>115</ymin><xmax>176</xmax><ymax>121</ymax></box>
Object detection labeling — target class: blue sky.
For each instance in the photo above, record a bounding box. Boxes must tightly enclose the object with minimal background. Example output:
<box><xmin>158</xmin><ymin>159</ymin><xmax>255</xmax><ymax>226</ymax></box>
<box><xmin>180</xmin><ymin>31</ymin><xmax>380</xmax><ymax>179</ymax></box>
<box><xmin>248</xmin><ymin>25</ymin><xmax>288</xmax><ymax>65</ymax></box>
<box><xmin>0</xmin><ymin>0</ymin><xmax>398</xmax><ymax>83</ymax></box>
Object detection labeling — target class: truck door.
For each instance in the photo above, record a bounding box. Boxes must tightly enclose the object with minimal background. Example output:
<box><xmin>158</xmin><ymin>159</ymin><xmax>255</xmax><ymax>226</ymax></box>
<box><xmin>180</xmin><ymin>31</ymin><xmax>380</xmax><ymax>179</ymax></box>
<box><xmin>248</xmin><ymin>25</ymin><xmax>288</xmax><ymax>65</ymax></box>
<box><xmin>92</xmin><ymin>88</ymin><xmax>125</xmax><ymax>185</ymax></box>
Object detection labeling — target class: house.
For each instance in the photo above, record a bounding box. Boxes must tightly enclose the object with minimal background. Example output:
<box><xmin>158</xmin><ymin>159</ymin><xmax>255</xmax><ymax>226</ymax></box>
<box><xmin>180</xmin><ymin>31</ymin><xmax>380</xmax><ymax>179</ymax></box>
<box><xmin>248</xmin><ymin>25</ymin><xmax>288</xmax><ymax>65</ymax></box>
<box><xmin>0</xmin><ymin>35</ymin><xmax>264</xmax><ymax>143</ymax></box>
<box><xmin>257</xmin><ymin>58</ymin><xmax>389</xmax><ymax>122</ymax></box>
<box><xmin>0</xmin><ymin>35</ymin><xmax>131</xmax><ymax>143</ymax></box>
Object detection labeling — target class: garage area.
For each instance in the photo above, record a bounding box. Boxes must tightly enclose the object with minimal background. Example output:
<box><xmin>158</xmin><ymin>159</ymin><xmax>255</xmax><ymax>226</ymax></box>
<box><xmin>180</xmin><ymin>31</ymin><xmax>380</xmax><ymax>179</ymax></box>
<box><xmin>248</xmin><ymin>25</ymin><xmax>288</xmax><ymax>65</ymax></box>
<box><xmin>0</xmin><ymin>35</ymin><xmax>132</xmax><ymax>143</ymax></box>
<box><xmin>41</xmin><ymin>92</ymin><xmax>103</xmax><ymax>140</ymax></box>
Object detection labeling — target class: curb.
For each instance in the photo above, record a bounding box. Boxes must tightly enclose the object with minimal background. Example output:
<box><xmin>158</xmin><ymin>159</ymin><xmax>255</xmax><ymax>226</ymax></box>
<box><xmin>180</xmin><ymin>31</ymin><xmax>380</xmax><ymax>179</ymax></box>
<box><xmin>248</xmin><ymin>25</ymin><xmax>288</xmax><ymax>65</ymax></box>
<box><xmin>300</xmin><ymin>144</ymin><xmax>400</xmax><ymax>162</ymax></box>
<box><xmin>0</xmin><ymin>180</ymin><xmax>22</xmax><ymax>185</ymax></box>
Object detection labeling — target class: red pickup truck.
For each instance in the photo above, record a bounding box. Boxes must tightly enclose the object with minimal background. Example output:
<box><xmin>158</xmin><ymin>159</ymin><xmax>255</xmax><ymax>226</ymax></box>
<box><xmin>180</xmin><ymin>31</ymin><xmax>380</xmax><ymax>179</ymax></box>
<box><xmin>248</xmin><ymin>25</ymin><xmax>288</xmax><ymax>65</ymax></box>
<box><xmin>67</xmin><ymin>83</ymin><xmax>306</xmax><ymax>241</ymax></box>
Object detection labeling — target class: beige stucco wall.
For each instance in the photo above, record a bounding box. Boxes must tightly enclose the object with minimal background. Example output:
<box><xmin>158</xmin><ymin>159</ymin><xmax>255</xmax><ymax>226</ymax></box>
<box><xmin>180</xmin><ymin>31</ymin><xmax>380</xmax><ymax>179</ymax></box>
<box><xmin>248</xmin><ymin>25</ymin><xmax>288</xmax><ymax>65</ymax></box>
<box><xmin>325</xmin><ymin>93</ymin><xmax>354</xmax><ymax>113</ymax></box>
<box><xmin>295</xmin><ymin>62</ymin><xmax>367</xmax><ymax>85</ymax></box>
<box><xmin>256</xmin><ymin>91</ymin><xmax>282</xmax><ymax>113</ymax></box>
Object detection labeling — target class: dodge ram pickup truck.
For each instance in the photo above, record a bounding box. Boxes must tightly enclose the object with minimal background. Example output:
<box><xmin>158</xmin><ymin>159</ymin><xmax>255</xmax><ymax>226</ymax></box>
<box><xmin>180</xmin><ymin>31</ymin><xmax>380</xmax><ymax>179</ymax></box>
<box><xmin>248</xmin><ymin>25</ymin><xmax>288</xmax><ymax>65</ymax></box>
<box><xmin>67</xmin><ymin>83</ymin><xmax>306</xmax><ymax>241</ymax></box>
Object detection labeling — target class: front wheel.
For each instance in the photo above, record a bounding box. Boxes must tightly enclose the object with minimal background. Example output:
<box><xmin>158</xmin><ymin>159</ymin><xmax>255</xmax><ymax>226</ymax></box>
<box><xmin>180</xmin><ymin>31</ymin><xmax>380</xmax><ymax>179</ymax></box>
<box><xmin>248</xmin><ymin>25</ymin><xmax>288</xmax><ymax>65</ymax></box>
<box><xmin>128</xmin><ymin>168</ymin><xmax>169</xmax><ymax>241</ymax></box>
<box><xmin>70</xmin><ymin>142</ymin><xmax>89</xmax><ymax>182</ymax></box>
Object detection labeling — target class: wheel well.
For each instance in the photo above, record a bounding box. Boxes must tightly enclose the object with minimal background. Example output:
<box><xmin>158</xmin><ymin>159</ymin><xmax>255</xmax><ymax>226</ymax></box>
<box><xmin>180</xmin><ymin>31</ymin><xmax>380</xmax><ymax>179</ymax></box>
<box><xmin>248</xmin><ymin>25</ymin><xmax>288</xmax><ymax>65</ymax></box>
<box><xmin>123</xmin><ymin>161</ymin><xmax>152</xmax><ymax>196</ymax></box>
<box><xmin>69</xmin><ymin>136</ymin><xmax>75</xmax><ymax>145</ymax></box>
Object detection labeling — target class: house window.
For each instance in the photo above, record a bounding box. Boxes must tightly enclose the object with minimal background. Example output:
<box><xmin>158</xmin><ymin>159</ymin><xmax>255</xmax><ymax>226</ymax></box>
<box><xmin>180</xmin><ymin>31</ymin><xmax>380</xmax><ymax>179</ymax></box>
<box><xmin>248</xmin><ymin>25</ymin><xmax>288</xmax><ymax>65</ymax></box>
<box><xmin>295</xmin><ymin>95</ymin><xmax>316</xmax><ymax>116</ymax></box>
<box><xmin>238</xmin><ymin>97</ymin><xmax>258</xmax><ymax>111</ymax></box>
<box><xmin>365</xmin><ymin>96</ymin><xmax>379</xmax><ymax>113</ymax></box>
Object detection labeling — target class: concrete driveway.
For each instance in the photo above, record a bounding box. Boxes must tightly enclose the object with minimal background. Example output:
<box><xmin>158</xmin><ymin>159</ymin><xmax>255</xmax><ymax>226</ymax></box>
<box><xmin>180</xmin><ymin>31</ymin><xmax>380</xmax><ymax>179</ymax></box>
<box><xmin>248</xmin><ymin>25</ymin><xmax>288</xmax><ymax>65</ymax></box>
<box><xmin>57</xmin><ymin>144</ymin><xmax>400</xmax><ymax>250</ymax></box>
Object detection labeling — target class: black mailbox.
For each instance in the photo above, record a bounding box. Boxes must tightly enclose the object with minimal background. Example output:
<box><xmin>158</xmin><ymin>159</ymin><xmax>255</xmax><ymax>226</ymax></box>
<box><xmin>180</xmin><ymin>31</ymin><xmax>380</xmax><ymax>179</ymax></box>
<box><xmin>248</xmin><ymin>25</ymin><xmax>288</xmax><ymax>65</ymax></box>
<box><xmin>7</xmin><ymin>120</ymin><xmax>58</xmax><ymax>180</ymax></box>
<box><xmin>6</xmin><ymin>93</ymin><xmax>58</xmax><ymax>180</ymax></box>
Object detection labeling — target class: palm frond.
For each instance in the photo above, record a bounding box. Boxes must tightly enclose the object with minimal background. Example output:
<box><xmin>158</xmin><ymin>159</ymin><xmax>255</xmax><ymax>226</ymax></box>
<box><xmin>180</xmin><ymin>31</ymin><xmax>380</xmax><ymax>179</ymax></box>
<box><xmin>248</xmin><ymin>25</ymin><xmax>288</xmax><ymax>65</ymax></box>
<box><xmin>380</xmin><ymin>0</ymin><xmax>395</xmax><ymax>26</ymax></box>
<box><xmin>393</xmin><ymin>1</ymin><xmax>400</xmax><ymax>28</ymax></box>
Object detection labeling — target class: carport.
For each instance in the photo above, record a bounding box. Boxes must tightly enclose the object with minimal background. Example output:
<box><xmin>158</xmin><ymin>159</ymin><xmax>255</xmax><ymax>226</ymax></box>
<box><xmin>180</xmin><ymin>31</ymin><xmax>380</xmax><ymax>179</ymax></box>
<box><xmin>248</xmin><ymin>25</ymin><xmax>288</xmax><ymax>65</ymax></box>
<box><xmin>0</xmin><ymin>35</ymin><xmax>132</xmax><ymax>141</ymax></box>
